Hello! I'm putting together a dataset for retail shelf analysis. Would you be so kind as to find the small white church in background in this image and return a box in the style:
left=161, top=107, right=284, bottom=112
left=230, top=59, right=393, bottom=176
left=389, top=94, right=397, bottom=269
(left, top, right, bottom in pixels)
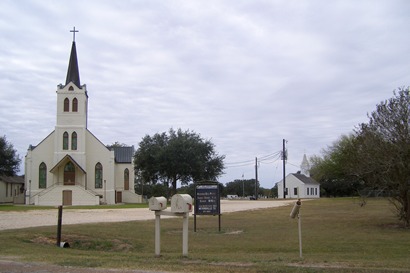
left=276, top=154, right=320, bottom=199
left=25, top=36, right=142, bottom=205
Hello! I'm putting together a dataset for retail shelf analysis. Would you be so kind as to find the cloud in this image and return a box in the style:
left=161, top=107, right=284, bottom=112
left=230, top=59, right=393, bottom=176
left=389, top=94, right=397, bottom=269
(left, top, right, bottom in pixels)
left=1, top=0, right=410, bottom=188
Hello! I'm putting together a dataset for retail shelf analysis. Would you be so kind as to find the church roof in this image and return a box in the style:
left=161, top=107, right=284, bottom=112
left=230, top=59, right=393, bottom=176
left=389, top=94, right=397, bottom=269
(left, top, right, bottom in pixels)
left=292, top=173, right=319, bottom=185
left=0, top=175, right=24, bottom=185
left=108, top=146, right=135, bottom=163
left=49, top=154, right=87, bottom=174
left=65, top=41, right=81, bottom=87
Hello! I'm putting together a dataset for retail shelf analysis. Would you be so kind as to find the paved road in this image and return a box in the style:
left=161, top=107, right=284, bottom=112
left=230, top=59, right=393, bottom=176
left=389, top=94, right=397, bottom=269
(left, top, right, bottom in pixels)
left=0, top=200, right=294, bottom=231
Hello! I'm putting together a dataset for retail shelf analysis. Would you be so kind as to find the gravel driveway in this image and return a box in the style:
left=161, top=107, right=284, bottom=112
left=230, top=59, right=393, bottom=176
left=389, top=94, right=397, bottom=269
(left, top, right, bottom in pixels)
left=0, top=200, right=294, bottom=231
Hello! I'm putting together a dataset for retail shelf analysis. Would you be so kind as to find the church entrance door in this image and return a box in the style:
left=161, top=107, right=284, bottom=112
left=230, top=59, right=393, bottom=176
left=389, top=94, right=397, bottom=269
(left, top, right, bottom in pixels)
left=116, top=191, right=122, bottom=203
left=62, top=190, right=72, bottom=205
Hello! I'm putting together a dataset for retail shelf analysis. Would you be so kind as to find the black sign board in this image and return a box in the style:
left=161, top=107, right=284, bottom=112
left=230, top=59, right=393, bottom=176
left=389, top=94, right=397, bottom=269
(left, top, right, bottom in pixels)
left=195, top=184, right=220, bottom=215
left=194, top=182, right=221, bottom=232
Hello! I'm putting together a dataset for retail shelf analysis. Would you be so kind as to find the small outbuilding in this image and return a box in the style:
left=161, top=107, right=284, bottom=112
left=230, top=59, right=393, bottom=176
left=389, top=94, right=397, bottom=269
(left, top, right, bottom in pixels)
left=0, top=175, right=25, bottom=204
left=276, top=173, right=320, bottom=199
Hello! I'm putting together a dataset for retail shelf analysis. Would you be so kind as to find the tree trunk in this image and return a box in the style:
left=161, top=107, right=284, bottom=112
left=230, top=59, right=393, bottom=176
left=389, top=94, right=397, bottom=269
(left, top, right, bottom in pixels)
left=171, top=176, right=177, bottom=196
left=406, top=190, right=410, bottom=228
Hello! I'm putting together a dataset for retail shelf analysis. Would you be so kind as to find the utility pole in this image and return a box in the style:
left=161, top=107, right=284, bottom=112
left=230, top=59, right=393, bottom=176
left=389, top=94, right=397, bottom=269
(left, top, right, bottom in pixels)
left=242, top=174, right=245, bottom=198
left=283, top=139, right=286, bottom=199
left=255, top=157, right=258, bottom=200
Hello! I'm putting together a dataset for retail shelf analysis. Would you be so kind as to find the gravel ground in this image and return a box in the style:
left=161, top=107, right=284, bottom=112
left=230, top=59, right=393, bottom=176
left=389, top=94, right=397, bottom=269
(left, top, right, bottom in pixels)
left=0, top=199, right=295, bottom=273
left=0, top=200, right=294, bottom=231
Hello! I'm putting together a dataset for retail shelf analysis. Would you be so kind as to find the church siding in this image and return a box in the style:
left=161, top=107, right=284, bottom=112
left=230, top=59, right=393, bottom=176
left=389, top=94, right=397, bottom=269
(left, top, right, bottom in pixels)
left=24, top=39, right=142, bottom=206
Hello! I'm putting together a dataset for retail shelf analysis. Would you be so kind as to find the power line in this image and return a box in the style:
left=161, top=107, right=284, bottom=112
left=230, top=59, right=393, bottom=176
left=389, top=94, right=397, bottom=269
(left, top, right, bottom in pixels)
left=225, top=150, right=282, bottom=168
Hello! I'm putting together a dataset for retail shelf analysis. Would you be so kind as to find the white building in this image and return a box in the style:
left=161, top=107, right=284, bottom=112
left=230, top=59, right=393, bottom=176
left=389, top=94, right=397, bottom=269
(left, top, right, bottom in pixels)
left=277, top=173, right=320, bottom=199
left=24, top=38, right=142, bottom=206
left=276, top=154, right=320, bottom=199
left=0, top=175, right=25, bottom=204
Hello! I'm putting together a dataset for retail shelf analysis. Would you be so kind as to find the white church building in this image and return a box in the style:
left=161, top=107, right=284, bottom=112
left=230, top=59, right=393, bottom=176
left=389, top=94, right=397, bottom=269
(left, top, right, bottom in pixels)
left=276, top=154, right=320, bottom=199
left=25, top=37, right=142, bottom=206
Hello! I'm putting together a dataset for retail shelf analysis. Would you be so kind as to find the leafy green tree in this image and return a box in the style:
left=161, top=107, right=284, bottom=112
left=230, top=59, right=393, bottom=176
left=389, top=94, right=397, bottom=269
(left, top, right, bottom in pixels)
left=224, top=179, right=262, bottom=197
left=310, top=134, right=364, bottom=197
left=271, top=184, right=278, bottom=198
left=0, top=135, right=21, bottom=176
left=352, top=87, right=410, bottom=226
left=134, top=128, right=225, bottom=195
left=108, top=141, right=130, bottom=147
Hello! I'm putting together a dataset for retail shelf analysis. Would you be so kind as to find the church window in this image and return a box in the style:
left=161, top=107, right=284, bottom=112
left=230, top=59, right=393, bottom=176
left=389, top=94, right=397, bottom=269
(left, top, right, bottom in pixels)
left=64, top=98, right=69, bottom=112
left=39, top=162, right=47, bottom=188
left=293, top=187, right=298, bottom=196
left=63, top=132, right=69, bottom=150
left=69, top=86, right=74, bottom=91
left=71, top=132, right=77, bottom=150
left=95, top=163, right=103, bottom=189
left=72, top=98, right=78, bottom=112
left=124, top=168, right=129, bottom=190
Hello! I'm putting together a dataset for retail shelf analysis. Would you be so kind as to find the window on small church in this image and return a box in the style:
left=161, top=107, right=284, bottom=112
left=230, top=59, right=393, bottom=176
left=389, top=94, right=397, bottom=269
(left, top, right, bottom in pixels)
left=95, top=163, right=103, bottom=189
left=64, top=98, right=69, bottom=112
left=71, top=132, right=77, bottom=150
left=39, top=163, right=47, bottom=189
left=63, top=132, right=69, bottom=150
left=124, top=168, right=129, bottom=190
left=72, top=98, right=78, bottom=112
left=69, top=86, right=74, bottom=91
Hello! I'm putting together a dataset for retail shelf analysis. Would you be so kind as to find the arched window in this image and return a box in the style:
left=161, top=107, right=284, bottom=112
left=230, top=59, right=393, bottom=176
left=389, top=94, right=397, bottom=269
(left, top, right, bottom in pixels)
left=64, top=162, right=75, bottom=185
left=72, top=98, right=78, bottom=112
left=68, top=86, right=74, bottom=91
left=124, top=168, right=129, bottom=190
left=63, top=132, right=69, bottom=150
left=64, top=98, right=69, bottom=112
left=71, top=132, right=77, bottom=150
left=95, top=163, right=103, bottom=189
left=39, top=163, right=47, bottom=189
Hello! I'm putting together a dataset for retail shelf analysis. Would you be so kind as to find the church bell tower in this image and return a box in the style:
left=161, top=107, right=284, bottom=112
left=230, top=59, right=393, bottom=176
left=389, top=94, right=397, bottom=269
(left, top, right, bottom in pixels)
left=55, top=27, right=88, bottom=164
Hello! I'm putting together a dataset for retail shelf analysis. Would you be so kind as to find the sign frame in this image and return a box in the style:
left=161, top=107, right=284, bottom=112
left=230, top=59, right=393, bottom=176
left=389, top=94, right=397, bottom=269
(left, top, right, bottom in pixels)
left=194, top=181, right=221, bottom=232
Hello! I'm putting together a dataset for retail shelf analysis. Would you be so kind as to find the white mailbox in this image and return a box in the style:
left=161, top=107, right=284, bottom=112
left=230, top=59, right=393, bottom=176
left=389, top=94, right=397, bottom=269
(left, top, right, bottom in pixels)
left=149, top=196, right=167, bottom=211
left=171, top=194, right=193, bottom=213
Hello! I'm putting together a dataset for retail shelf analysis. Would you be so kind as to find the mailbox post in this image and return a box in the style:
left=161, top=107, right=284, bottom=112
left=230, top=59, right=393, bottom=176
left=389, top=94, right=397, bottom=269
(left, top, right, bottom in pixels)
left=290, top=199, right=302, bottom=258
left=149, top=194, right=192, bottom=257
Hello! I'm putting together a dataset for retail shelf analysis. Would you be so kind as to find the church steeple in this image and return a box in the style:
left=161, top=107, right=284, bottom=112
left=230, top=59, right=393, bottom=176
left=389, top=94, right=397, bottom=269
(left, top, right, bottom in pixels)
left=300, top=153, right=310, bottom=177
left=65, top=27, right=80, bottom=87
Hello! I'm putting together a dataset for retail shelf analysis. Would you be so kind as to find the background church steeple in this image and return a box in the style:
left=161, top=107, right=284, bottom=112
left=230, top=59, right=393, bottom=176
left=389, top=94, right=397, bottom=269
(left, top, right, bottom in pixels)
left=300, top=153, right=310, bottom=177
left=65, top=27, right=81, bottom=87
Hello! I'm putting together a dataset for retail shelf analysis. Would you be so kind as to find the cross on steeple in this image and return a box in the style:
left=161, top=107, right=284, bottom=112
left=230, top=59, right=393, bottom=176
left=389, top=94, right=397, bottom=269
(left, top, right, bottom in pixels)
left=70, top=27, right=79, bottom=42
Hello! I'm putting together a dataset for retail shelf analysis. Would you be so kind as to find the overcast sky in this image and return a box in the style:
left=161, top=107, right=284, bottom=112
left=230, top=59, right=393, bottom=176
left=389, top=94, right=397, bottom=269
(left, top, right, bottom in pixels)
left=1, top=1, right=409, bottom=189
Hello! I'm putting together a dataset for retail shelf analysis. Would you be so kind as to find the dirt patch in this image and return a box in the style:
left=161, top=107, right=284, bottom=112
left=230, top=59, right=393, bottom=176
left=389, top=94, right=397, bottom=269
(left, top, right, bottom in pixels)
left=224, top=230, right=243, bottom=235
left=0, top=258, right=163, bottom=273
left=30, top=234, right=134, bottom=252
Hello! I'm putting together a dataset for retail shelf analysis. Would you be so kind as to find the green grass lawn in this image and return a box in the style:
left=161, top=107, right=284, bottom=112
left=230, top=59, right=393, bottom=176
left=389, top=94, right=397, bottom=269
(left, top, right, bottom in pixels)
left=0, top=198, right=408, bottom=272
